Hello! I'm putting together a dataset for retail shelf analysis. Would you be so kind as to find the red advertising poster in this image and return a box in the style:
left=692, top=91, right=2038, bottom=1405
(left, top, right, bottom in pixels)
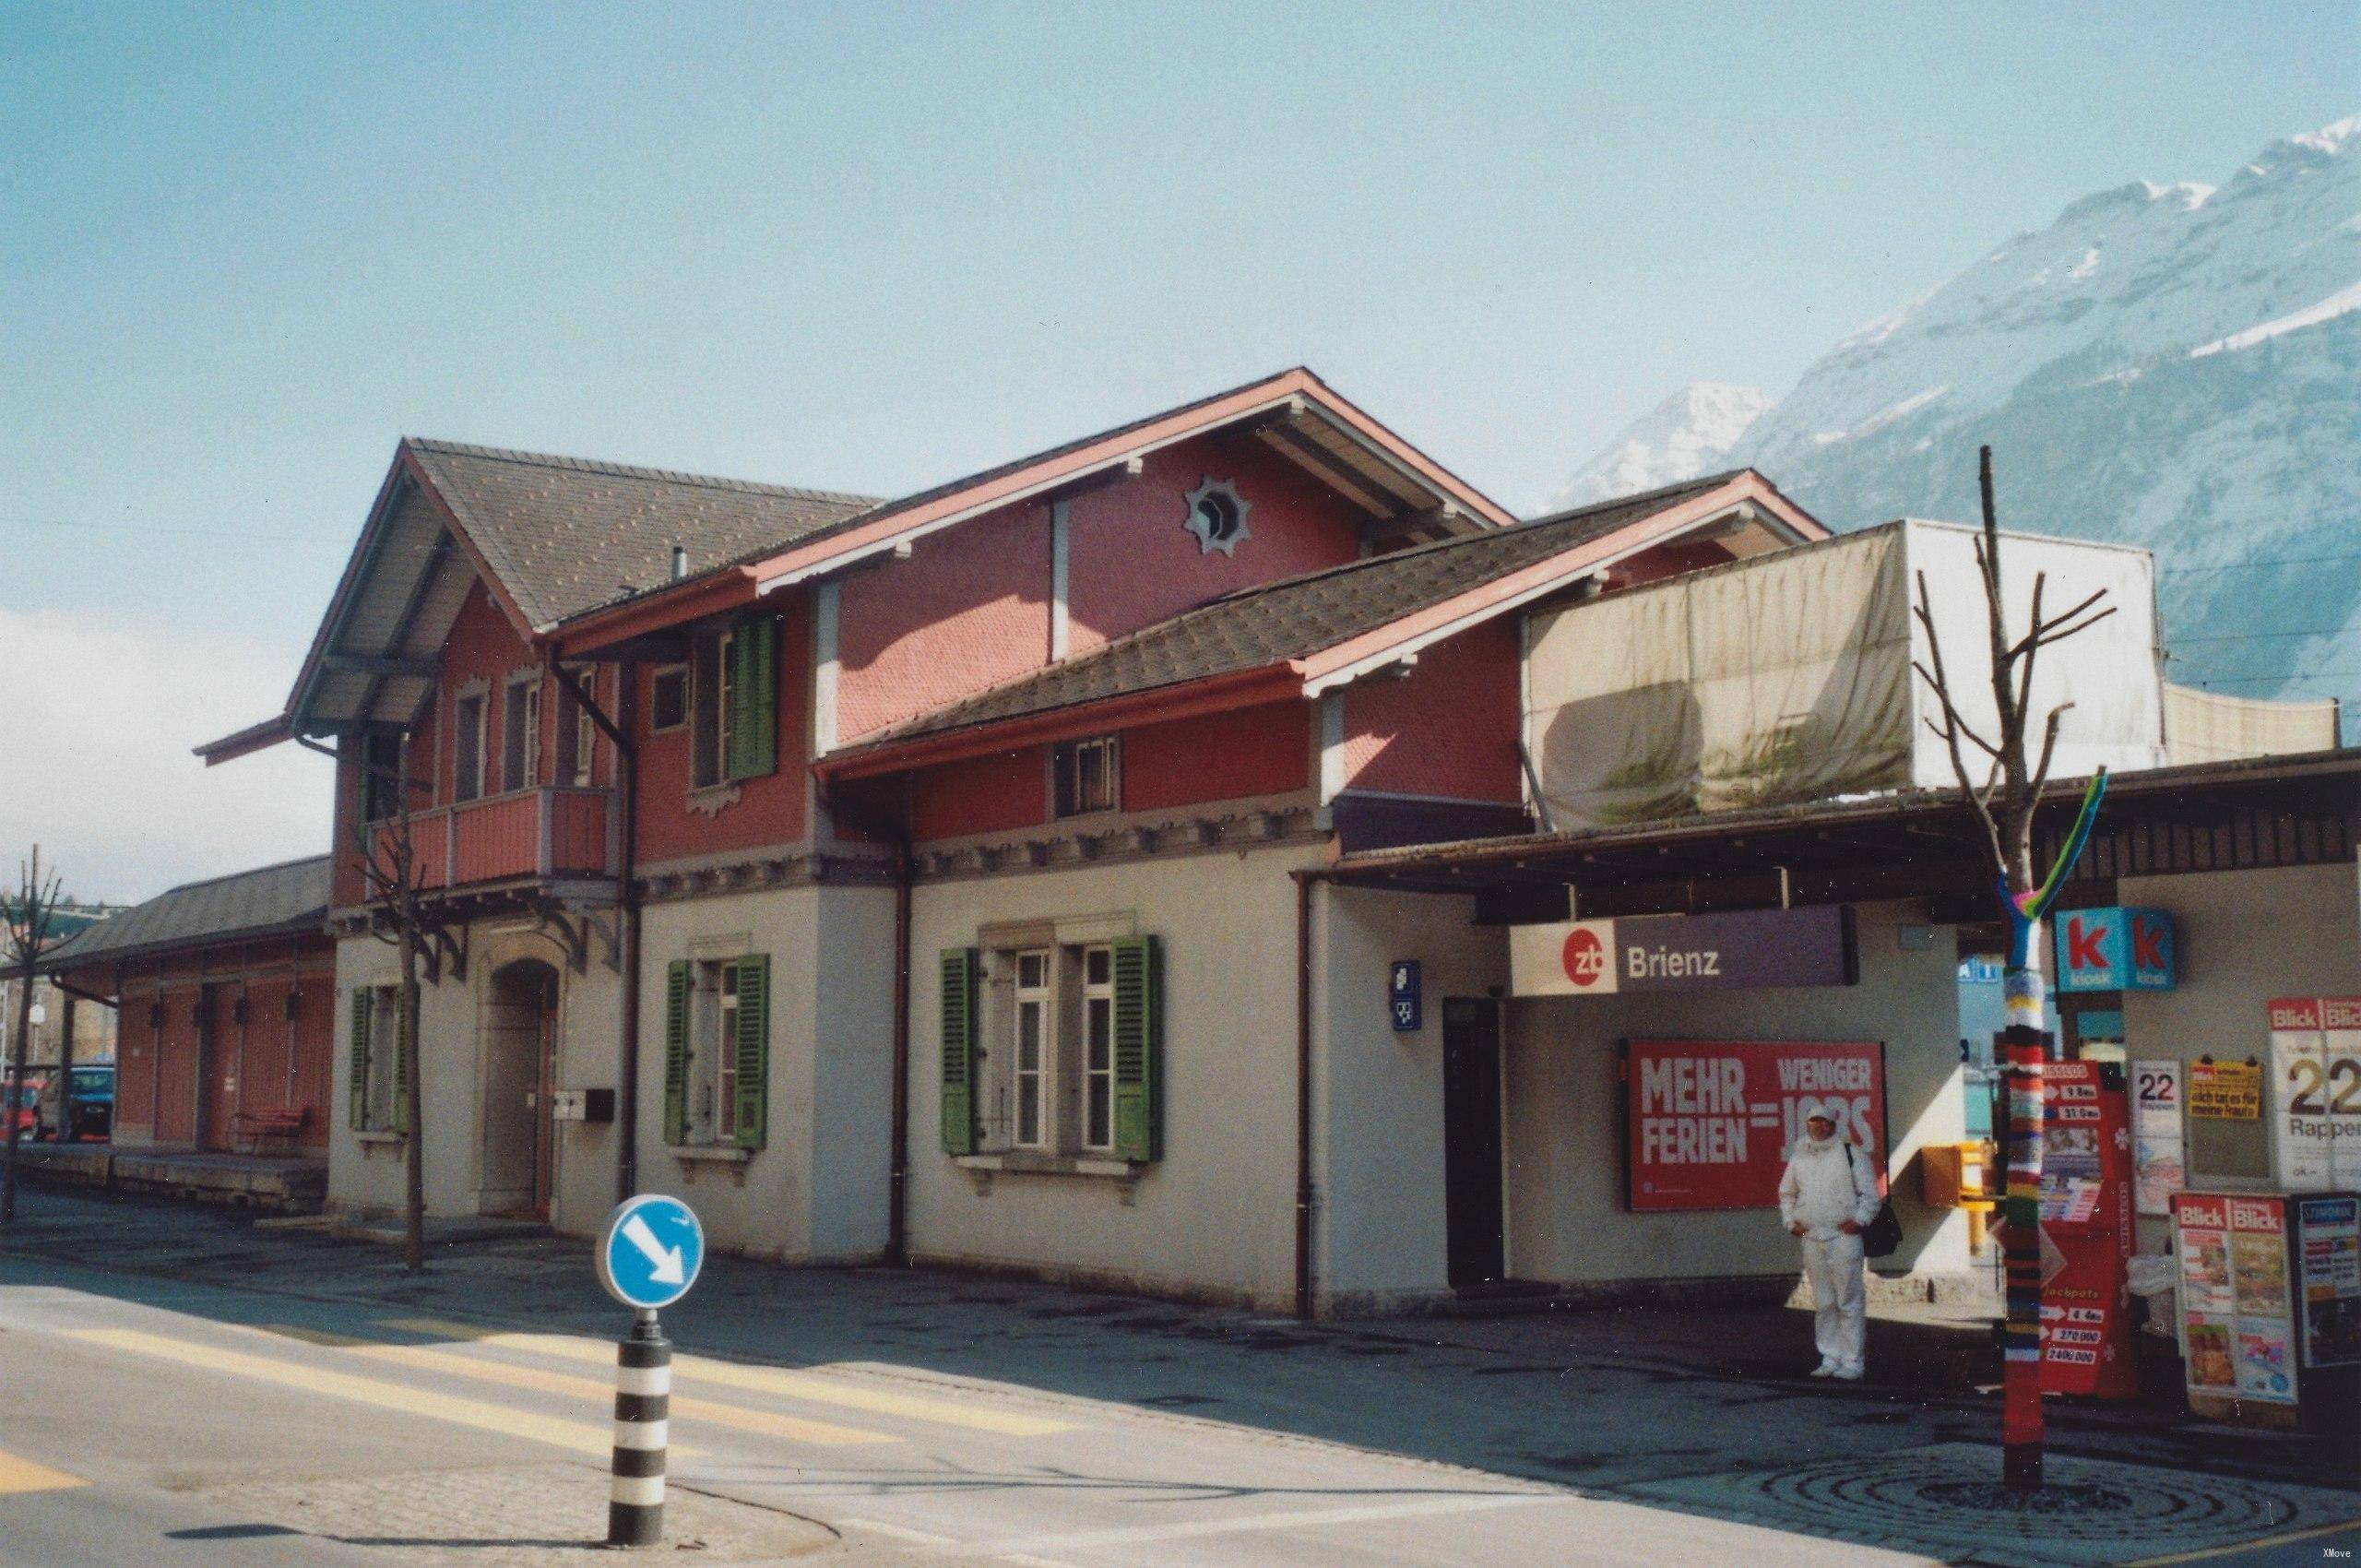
left=2036, top=1061, right=2136, bottom=1398
left=1624, top=1040, right=1884, bottom=1211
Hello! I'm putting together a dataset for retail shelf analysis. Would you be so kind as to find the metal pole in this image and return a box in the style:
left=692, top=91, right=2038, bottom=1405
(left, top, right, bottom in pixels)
left=608, top=1307, right=670, bottom=1547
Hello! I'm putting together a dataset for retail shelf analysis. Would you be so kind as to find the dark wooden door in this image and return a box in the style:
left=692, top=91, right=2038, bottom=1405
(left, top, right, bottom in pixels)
left=198, top=985, right=238, bottom=1152
left=1442, top=998, right=1506, bottom=1289
left=531, top=995, right=556, bottom=1220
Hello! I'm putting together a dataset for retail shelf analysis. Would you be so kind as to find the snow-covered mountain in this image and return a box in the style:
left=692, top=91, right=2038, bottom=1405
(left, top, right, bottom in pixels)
left=1557, top=114, right=2361, bottom=719
left=1549, top=382, right=1770, bottom=509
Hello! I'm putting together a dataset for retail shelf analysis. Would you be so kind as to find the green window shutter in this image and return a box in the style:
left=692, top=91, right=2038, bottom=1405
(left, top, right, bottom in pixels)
left=732, top=955, right=769, bottom=1150
left=390, top=989, right=413, bottom=1134
left=939, top=947, right=979, bottom=1155
left=349, top=987, right=372, bottom=1132
left=1110, top=935, right=1163, bottom=1162
left=727, top=616, right=777, bottom=780
left=663, top=961, right=691, bottom=1146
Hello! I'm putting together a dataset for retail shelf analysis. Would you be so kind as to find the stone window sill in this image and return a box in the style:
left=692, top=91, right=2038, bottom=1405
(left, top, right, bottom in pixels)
left=672, top=1145, right=753, bottom=1165
left=355, top=1129, right=406, bottom=1146
left=955, top=1151, right=1136, bottom=1180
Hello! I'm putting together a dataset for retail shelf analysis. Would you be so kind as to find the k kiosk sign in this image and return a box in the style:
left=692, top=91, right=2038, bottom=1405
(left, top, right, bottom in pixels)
left=2054, top=907, right=2177, bottom=993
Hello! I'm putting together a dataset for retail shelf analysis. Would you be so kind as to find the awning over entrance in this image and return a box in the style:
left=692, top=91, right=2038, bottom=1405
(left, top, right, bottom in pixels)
left=1326, top=749, right=2361, bottom=924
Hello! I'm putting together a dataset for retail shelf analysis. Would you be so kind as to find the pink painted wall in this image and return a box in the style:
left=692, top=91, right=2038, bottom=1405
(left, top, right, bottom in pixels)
left=836, top=503, right=1053, bottom=743
left=1125, top=700, right=1309, bottom=812
left=1064, top=433, right=1363, bottom=655
left=1340, top=618, right=1522, bottom=802
left=833, top=429, right=1373, bottom=747
left=633, top=593, right=813, bottom=867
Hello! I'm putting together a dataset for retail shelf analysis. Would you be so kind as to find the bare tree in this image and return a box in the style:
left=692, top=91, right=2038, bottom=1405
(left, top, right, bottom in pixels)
left=350, top=743, right=435, bottom=1272
left=1911, top=446, right=2114, bottom=1493
left=2, top=847, right=68, bottom=1225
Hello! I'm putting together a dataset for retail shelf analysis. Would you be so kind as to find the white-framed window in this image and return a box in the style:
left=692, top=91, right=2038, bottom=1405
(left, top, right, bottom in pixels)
left=502, top=674, right=540, bottom=792
left=355, top=983, right=401, bottom=1132
left=649, top=664, right=689, bottom=733
left=691, top=628, right=737, bottom=789
left=452, top=692, right=487, bottom=802
left=359, top=731, right=407, bottom=823
left=1013, top=949, right=1051, bottom=1149
left=685, top=959, right=742, bottom=1146
left=556, top=666, right=598, bottom=788
left=1052, top=735, right=1121, bottom=818
left=1081, top=944, right=1115, bottom=1151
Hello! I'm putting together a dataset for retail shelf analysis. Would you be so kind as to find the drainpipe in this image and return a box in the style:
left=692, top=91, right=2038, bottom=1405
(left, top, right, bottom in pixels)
left=886, top=834, right=913, bottom=1265
left=553, top=663, right=640, bottom=1202
left=1293, top=868, right=1322, bottom=1320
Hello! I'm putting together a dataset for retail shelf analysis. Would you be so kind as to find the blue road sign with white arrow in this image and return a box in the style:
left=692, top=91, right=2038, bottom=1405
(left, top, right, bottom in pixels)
left=596, top=1194, right=705, bottom=1311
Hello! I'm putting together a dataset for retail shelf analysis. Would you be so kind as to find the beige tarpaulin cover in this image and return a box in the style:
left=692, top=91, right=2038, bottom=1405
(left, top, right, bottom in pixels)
left=1527, top=528, right=1913, bottom=828
left=2162, top=683, right=2340, bottom=765
left=1527, top=519, right=2167, bottom=832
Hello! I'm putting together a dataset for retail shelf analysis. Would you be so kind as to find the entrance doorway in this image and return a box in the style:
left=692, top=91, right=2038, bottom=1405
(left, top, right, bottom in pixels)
left=198, top=983, right=238, bottom=1152
left=481, top=959, right=558, bottom=1219
left=1442, top=997, right=1506, bottom=1288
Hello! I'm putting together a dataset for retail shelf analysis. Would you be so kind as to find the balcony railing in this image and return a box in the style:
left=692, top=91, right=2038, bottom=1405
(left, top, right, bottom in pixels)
left=356, top=786, right=617, bottom=898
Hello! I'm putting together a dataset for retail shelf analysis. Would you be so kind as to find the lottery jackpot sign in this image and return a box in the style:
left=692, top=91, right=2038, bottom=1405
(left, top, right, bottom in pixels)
left=1624, top=1039, right=1886, bottom=1211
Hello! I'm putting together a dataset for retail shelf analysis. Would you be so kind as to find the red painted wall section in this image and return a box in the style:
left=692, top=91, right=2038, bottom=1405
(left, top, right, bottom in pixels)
left=1340, top=617, right=1522, bottom=802
left=1064, top=434, right=1364, bottom=656
left=1605, top=536, right=1740, bottom=591
left=439, top=581, right=538, bottom=799
left=67, top=941, right=337, bottom=1151
left=632, top=593, right=812, bottom=868
left=836, top=502, right=1052, bottom=743
left=831, top=429, right=1369, bottom=749
left=909, top=745, right=1046, bottom=842
left=902, top=701, right=1314, bottom=844
left=1125, top=700, right=1310, bottom=812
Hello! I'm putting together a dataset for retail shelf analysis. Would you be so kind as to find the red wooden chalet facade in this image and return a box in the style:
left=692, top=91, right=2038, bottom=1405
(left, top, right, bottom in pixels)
left=44, top=857, right=335, bottom=1156
left=197, top=366, right=1828, bottom=1305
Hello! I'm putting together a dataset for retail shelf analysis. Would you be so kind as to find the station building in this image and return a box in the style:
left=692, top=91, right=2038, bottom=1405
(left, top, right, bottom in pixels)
left=158, top=365, right=2354, bottom=1314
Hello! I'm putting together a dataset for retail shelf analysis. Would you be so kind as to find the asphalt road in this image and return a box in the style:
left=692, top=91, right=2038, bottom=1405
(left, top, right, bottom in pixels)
left=0, top=1189, right=2353, bottom=1567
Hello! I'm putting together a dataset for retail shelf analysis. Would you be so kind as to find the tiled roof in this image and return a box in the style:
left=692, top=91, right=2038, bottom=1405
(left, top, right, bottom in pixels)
left=766, top=369, right=1320, bottom=563
left=404, top=440, right=880, bottom=629
left=42, top=856, right=331, bottom=969
left=836, top=472, right=1743, bottom=753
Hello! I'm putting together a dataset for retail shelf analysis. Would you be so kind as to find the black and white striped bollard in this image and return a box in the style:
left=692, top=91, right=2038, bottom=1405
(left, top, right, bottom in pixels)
left=609, top=1309, right=670, bottom=1547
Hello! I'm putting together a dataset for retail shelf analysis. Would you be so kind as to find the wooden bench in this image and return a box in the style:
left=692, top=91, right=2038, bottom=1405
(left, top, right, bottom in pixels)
left=231, top=1106, right=308, bottom=1154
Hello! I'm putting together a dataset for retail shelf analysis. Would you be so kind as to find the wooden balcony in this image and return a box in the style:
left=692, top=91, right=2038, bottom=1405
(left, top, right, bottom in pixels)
left=350, top=786, right=617, bottom=903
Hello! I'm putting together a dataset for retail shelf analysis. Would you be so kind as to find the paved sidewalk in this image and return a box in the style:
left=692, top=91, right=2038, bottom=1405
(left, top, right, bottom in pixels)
left=3, top=1186, right=2353, bottom=1566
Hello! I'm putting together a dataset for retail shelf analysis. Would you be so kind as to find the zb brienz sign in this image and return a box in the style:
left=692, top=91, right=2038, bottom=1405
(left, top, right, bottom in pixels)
left=1510, top=906, right=1858, bottom=997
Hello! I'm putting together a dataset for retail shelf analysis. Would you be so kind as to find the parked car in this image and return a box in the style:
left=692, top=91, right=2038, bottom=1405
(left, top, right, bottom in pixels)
left=4, top=1076, right=41, bottom=1137
left=37, top=1066, right=112, bottom=1142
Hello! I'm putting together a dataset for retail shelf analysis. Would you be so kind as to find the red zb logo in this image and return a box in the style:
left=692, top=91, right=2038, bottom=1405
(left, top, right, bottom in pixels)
left=1562, top=929, right=1608, bottom=988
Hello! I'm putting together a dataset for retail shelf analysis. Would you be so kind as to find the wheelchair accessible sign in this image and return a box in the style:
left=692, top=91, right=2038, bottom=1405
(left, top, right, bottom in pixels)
left=597, top=1194, right=706, bottom=1311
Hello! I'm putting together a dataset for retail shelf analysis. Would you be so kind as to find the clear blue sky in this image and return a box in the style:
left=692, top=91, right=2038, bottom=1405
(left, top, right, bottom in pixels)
left=2, top=2, right=2354, bottom=897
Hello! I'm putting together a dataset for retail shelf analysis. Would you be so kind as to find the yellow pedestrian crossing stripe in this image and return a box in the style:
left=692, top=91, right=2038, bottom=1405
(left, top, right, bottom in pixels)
left=252, top=1325, right=895, bottom=1448
left=0, top=1449, right=83, bottom=1495
left=64, top=1328, right=628, bottom=1459
left=381, top=1317, right=1080, bottom=1437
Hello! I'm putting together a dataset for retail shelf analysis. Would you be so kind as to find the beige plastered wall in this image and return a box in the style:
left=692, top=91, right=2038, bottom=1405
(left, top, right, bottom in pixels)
left=2115, top=857, right=2361, bottom=1251
left=905, top=843, right=1322, bottom=1311
left=630, top=881, right=897, bottom=1263
left=328, top=921, right=622, bottom=1228
left=1501, top=899, right=1976, bottom=1290
left=1314, top=884, right=1508, bottom=1314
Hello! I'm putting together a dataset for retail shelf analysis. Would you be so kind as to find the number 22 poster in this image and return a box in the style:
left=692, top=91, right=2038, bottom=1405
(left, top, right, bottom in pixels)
left=2267, top=997, right=2361, bottom=1192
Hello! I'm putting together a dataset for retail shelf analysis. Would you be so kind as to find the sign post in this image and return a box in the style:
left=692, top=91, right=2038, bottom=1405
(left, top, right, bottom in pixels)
left=595, top=1194, right=706, bottom=1548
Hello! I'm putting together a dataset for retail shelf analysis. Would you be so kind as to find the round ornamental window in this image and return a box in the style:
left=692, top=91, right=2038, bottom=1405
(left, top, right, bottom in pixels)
left=1182, top=478, right=1252, bottom=556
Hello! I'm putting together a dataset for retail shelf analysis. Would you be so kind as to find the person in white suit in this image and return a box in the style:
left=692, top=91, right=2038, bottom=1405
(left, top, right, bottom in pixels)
left=1779, top=1111, right=1881, bottom=1380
